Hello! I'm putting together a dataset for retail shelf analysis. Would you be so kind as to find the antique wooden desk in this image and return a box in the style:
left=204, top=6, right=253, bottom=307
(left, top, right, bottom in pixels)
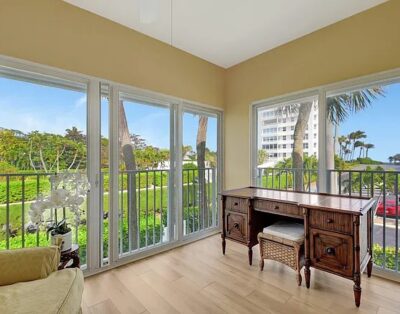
left=220, top=187, right=376, bottom=307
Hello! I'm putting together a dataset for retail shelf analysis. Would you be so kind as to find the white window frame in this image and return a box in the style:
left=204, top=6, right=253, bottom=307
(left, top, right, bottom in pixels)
left=0, top=54, right=223, bottom=276
left=251, top=67, right=400, bottom=192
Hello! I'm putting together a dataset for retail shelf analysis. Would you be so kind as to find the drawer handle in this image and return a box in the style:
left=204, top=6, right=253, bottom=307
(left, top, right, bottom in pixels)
left=233, top=223, right=240, bottom=229
left=234, top=202, right=239, bottom=206
left=326, top=218, right=334, bottom=224
left=325, top=247, right=336, bottom=256
left=274, top=205, right=280, bottom=210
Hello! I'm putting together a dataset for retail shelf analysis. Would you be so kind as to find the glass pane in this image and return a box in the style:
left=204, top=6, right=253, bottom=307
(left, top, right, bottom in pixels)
left=100, top=84, right=110, bottom=266
left=327, top=83, right=400, bottom=271
left=0, top=75, right=88, bottom=264
left=256, top=96, right=319, bottom=192
left=182, top=112, right=219, bottom=236
left=118, top=96, right=171, bottom=255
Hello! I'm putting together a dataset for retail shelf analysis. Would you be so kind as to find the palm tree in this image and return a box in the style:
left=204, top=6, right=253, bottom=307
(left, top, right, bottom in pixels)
left=196, top=116, right=208, bottom=228
left=338, top=135, right=347, bottom=159
left=119, top=102, right=138, bottom=250
left=65, top=127, right=85, bottom=142
left=292, top=87, right=384, bottom=191
left=364, top=143, right=375, bottom=158
left=354, top=141, right=365, bottom=159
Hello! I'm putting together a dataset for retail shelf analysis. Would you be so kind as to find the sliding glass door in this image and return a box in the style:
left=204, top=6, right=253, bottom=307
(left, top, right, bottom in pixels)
left=182, top=109, right=220, bottom=236
left=0, top=57, right=222, bottom=272
left=116, top=92, right=175, bottom=257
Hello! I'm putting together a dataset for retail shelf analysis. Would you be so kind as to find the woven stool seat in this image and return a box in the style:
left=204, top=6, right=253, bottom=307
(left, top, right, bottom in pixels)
left=258, top=221, right=305, bottom=286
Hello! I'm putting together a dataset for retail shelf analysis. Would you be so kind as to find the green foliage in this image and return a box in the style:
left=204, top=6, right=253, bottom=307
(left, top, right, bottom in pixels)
left=373, top=243, right=400, bottom=271
left=0, top=161, right=17, bottom=174
left=356, top=157, right=382, bottom=165
left=258, top=149, right=268, bottom=165
left=47, top=219, right=71, bottom=236
left=0, top=178, right=50, bottom=204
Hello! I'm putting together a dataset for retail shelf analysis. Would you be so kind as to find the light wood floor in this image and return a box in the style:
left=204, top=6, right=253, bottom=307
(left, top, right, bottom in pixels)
left=82, top=235, right=400, bottom=314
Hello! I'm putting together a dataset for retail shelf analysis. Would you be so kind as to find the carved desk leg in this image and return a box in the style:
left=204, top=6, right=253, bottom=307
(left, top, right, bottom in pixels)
left=353, top=274, right=361, bottom=307
left=248, top=246, right=253, bottom=266
left=221, top=196, right=226, bottom=255
left=303, top=207, right=311, bottom=288
left=353, top=215, right=361, bottom=307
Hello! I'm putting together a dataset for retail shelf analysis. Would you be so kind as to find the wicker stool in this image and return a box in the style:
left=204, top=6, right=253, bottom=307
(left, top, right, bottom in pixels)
left=258, top=221, right=305, bottom=286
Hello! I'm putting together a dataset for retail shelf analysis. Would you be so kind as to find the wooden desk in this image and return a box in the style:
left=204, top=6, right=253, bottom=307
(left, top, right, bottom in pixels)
left=220, top=187, right=376, bottom=307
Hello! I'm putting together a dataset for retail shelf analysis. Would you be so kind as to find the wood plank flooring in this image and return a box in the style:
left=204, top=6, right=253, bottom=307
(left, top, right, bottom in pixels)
left=82, top=235, right=400, bottom=314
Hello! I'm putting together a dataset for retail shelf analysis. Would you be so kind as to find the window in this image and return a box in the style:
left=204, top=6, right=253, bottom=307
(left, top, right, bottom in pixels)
left=254, top=94, right=319, bottom=191
left=0, top=58, right=223, bottom=274
left=0, top=70, right=88, bottom=263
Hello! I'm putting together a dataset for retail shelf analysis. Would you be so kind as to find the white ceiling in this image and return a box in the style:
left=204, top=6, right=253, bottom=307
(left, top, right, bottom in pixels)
left=64, top=0, right=387, bottom=68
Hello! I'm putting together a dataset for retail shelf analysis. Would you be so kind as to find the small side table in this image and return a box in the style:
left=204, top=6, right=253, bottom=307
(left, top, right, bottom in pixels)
left=58, top=244, right=80, bottom=270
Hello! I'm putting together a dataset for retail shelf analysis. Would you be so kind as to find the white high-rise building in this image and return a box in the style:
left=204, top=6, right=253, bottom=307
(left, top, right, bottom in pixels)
left=258, top=102, right=319, bottom=167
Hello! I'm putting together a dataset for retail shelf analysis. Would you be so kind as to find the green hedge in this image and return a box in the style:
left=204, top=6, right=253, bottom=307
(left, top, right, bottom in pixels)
left=373, top=243, right=400, bottom=270
left=0, top=179, right=50, bottom=204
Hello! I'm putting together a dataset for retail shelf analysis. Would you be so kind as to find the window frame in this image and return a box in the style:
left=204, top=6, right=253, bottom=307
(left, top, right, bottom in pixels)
left=251, top=67, right=400, bottom=192
left=0, top=54, right=224, bottom=276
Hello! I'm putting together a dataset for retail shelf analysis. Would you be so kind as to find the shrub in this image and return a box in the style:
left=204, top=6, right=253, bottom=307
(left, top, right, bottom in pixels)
left=373, top=243, right=400, bottom=270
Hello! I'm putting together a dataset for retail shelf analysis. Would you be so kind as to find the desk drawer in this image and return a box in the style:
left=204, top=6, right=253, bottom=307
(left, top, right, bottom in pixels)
left=310, top=228, right=353, bottom=277
left=225, top=197, right=248, bottom=213
left=310, top=210, right=352, bottom=235
left=254, top=200, right=301, bottom=218
left=225, top=211, right=248, bottom=243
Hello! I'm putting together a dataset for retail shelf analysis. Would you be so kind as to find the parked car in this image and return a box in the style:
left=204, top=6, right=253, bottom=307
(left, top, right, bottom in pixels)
left=376, top=196, right=400, bottom=218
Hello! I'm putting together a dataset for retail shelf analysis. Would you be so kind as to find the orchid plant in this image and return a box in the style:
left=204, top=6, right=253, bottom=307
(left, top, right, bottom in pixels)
left=29, top=172, right=90, bottom=229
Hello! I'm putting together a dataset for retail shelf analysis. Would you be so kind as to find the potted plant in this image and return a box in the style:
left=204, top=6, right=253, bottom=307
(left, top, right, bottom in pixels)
left=47, top=219, right=72, bottom=252
left=29, top=172, right=90, bottom=250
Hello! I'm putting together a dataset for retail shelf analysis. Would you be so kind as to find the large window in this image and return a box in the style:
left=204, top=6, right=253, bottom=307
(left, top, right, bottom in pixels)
left=0, top=57, right=222, bottom=274
left=0, top=71, right=88, bottom=263
left=182, top=110, right=219, bottom=236
left=252, top=72, right=400, bottom=274
left=254, top=95, right=319, bottom=192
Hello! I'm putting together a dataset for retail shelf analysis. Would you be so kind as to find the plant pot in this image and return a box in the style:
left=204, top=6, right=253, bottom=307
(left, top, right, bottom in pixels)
left=51, top=230, right=72, bottom=252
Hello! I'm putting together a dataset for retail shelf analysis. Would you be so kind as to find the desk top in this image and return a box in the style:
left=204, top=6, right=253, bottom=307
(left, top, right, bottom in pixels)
left=220, top=187, right=376, bottom=215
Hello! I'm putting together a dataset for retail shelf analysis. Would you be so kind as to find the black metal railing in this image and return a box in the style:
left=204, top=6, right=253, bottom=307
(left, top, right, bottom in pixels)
left=182, top=167, right=217, bottom=236
left=328, top=169, right=400, bottom=273
left=255, top=167, right=400, bottom=273
left=0, top=172, right=80, bottom=253
left=256, top=167, right=318, bottom=193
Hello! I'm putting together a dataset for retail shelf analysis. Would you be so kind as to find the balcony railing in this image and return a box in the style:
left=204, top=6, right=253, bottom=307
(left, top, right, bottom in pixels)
left=0, top=168, right=218, bottom=266
left=257, top=167, right=400, bottom=274
left=256, top=167, right=318, bottom=192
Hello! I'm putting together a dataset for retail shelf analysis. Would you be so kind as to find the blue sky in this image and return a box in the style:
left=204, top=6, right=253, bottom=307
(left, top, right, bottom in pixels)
left=1, top=75, right=397, bottom=161
left=0, top=77, right=217, bottom=152
left=338, top=83, right=400, bottom=162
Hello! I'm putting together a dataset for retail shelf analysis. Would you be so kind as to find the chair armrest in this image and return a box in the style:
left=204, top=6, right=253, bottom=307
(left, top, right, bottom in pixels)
left=0, top=246, right=60, bottom=286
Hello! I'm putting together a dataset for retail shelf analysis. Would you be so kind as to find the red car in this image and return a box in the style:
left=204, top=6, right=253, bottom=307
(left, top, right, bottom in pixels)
left=376, top=197, right=400, bottom=218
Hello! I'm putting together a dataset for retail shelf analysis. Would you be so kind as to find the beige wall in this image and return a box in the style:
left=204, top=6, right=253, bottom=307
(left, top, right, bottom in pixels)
left=0, top=0, right=225, bottom=108
left=224, top=0, right=400, bottom=189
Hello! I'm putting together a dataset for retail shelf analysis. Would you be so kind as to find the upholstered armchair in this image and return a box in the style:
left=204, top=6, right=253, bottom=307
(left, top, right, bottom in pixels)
left=0, top=246, right=84, bottom=314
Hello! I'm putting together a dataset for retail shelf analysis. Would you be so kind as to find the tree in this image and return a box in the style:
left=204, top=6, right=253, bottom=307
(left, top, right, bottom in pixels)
left=196, top=116, right=208, bottom=229
left=349, top=131, right=366, bottom=160
left=65, top=127, right=85, bottom=143
left=258, top=149, right=268, bottom=165
left=292, top=101, right=313, bottom=190
left=291, top=87, right=384, bottom=191
left=389, top=156, right=394, bottom=163
left=364, top=143, right=375, bottom=158
left=354, top=141, right=365, bottom=159
left=338, top=135, right=347, bottom=159
left=119, top=102, right=138, bottom=250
